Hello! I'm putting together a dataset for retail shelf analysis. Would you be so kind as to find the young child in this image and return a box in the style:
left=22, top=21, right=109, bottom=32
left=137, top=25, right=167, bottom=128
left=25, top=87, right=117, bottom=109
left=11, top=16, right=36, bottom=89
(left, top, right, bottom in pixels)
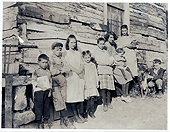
left=93, top=37, right=115, bottom=112
left=49, top=42, right=75, bottom=129
left=82, top=50, right=99, bottom=119
left=115, top=48, right=134, bottom=80
left=147, top=59, right=165, bottom=95
left=32, top=54, right=52, bottom=129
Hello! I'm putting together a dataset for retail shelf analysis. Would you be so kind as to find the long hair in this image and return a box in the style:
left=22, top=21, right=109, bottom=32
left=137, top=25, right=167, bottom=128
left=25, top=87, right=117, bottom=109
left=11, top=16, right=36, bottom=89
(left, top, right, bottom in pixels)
left=104, top=31, right=118, bottom=41
left=65, top=34, right=78, bottom=51
left=104, top=31, right=117, bottom=49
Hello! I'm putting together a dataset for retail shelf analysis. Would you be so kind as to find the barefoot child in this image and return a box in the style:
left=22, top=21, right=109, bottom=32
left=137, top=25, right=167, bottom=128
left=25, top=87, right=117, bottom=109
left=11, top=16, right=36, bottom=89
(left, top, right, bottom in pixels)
left=82, top=50, right=99, bottom=118
left=32, top=54, right=52, bottom=129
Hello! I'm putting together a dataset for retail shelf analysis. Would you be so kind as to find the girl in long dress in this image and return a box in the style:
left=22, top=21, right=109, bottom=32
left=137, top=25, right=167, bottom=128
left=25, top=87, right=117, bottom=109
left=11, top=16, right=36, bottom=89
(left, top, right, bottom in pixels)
left=64, top=34, right=86, bottom=123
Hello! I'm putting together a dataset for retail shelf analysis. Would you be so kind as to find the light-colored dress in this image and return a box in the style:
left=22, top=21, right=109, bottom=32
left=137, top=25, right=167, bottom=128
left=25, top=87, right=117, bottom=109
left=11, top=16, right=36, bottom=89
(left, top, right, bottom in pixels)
left=84, top=62, right=99, bottom=99
left=64, top=50, right=84, bottom=103
left=115, top=35, right=138, bottom=76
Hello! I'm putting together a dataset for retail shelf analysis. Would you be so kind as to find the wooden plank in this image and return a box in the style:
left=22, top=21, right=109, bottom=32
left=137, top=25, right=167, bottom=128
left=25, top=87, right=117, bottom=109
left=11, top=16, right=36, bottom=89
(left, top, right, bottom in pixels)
left=19, top=4, right=70, bottom=24
left=5, top=74, right=13, bottom=128
left=7, top=45, right=11, bottom=73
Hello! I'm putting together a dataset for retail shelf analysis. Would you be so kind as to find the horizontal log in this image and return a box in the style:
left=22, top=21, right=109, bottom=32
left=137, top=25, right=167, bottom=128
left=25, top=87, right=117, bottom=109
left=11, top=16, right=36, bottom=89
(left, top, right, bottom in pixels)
left=130, top=8, right=166, bottom=31
left=129, top=3, right=166, bottom=20
left=130, top=25, right=166, bottom=40
left=19, top=4, right=70, bottom=24
left=3, top=44, right=38, bottom=48
left=18, top=15, right=69, bottom=30
left=27, top=30, right=97, bottom=45
left=82, top=2, right=104, bottom=12
left=19, top=2, right=103, bottom=24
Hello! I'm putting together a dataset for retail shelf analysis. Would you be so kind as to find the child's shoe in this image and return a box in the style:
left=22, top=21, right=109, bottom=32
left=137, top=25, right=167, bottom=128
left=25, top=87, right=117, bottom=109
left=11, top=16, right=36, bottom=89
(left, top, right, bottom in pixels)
left=64, top=118, right=76, bottom=129
left=103, top=105, right=108, bottom=112
left=43, top=123, right=50, bottom=129
left=37, top=120, right=43, bottom=129
left=74, top=116, right=84, bottom=123
left=79, top=115, right=88, bottom=122
left=89, top=112, right=96, bottom=119
left=108, top=103, right=113, bottom=109
left=60, top=118, right=67, bottom=129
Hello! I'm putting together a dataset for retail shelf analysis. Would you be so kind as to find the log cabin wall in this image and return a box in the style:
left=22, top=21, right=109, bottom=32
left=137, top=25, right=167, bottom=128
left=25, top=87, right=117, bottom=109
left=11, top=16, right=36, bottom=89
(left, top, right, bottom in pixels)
left=129, top=3, right=168, bottom=69
left=17, top=2, right=106, bottom=68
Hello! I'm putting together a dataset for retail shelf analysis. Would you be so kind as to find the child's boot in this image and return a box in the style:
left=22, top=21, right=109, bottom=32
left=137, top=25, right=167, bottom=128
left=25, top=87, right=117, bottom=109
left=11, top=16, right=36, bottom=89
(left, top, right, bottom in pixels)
left=108, top=103, right=113, bottom=109
left=37, top=120, right=43, bottom=129
left=89, top=111, right=96, bottom=119
left=43, top=119, right=49, bottom=129
left=60, top=117, right=67, bottom=129
left=64, top=117, right=76, bottom=129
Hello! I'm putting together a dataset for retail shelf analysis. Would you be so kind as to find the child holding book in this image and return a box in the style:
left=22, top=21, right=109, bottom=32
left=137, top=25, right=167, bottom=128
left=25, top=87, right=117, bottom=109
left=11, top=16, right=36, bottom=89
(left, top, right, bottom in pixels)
left=32, top=54, right=52, bottom=129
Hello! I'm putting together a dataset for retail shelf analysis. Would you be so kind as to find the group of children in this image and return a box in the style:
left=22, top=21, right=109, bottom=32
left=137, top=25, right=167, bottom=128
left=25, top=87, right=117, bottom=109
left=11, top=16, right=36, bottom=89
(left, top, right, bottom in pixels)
left=31, top=26, right=165, bottom=129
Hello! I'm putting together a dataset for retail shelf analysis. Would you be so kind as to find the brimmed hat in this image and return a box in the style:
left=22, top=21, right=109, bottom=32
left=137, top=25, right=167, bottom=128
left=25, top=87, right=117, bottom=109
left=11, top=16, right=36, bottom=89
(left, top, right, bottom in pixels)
left=153, top=59, right=161, bottom=64
left=51, top=42, right=63, bottom=50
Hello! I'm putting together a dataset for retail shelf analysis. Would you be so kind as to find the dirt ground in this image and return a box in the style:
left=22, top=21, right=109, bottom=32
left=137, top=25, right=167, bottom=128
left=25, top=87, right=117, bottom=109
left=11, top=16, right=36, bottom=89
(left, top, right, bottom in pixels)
left=51, top=92, right=167, bottom=130
left=20, top=92, right=167, bottom=130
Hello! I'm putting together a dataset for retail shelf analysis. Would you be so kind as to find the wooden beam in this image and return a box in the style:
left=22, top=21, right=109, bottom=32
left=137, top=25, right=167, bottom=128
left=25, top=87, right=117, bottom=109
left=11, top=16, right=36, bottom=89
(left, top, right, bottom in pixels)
left=2, top=44, right=38, bottom=48
left=5, top=74, right=13, bottom=128
left=19, top=4, right=70, bottom=24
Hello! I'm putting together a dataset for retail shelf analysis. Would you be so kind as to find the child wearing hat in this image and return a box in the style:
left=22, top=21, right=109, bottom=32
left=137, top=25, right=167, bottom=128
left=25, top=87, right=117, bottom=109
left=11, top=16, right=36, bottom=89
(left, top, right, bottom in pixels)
left=49, top=42, right=76, bottom=129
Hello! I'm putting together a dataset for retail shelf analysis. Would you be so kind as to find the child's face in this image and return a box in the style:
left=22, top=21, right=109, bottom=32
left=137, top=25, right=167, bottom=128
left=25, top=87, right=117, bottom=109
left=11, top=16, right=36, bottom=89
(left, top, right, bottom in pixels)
left=97, top=40, right=105, bottom=50
left=84, top=55, right=91, bottom=63
left=53, top=46, right=62, bottom=56
left=121, top=28, right=128, bottom=36
left=108, top=35, right=114, bottom=43
left=153, top=62, right=160, bottom=70
left=69, top=38, right=77, bottom=50
left=38, top=58, right=48, bottom=69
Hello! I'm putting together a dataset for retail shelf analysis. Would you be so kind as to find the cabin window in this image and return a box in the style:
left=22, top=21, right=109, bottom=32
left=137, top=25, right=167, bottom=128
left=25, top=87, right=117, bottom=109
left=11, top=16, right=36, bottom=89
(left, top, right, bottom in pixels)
left=105, top=3, right=129, bottom=36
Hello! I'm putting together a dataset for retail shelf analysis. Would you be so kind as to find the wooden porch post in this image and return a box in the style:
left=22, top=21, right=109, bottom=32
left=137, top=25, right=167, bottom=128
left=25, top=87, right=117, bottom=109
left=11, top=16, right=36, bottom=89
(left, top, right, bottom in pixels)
left=5, top=74, right=13, bottom=128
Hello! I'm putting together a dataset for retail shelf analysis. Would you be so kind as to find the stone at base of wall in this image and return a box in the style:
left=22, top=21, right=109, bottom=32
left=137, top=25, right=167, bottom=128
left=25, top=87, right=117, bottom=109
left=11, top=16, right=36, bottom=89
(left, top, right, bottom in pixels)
left=13, top=110, right=35, bottom=128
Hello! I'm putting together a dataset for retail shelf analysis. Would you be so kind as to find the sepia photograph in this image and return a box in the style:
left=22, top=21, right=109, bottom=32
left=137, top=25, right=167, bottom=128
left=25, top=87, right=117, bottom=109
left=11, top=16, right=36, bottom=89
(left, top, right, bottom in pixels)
left=1, top=1, right=168, bottom=130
